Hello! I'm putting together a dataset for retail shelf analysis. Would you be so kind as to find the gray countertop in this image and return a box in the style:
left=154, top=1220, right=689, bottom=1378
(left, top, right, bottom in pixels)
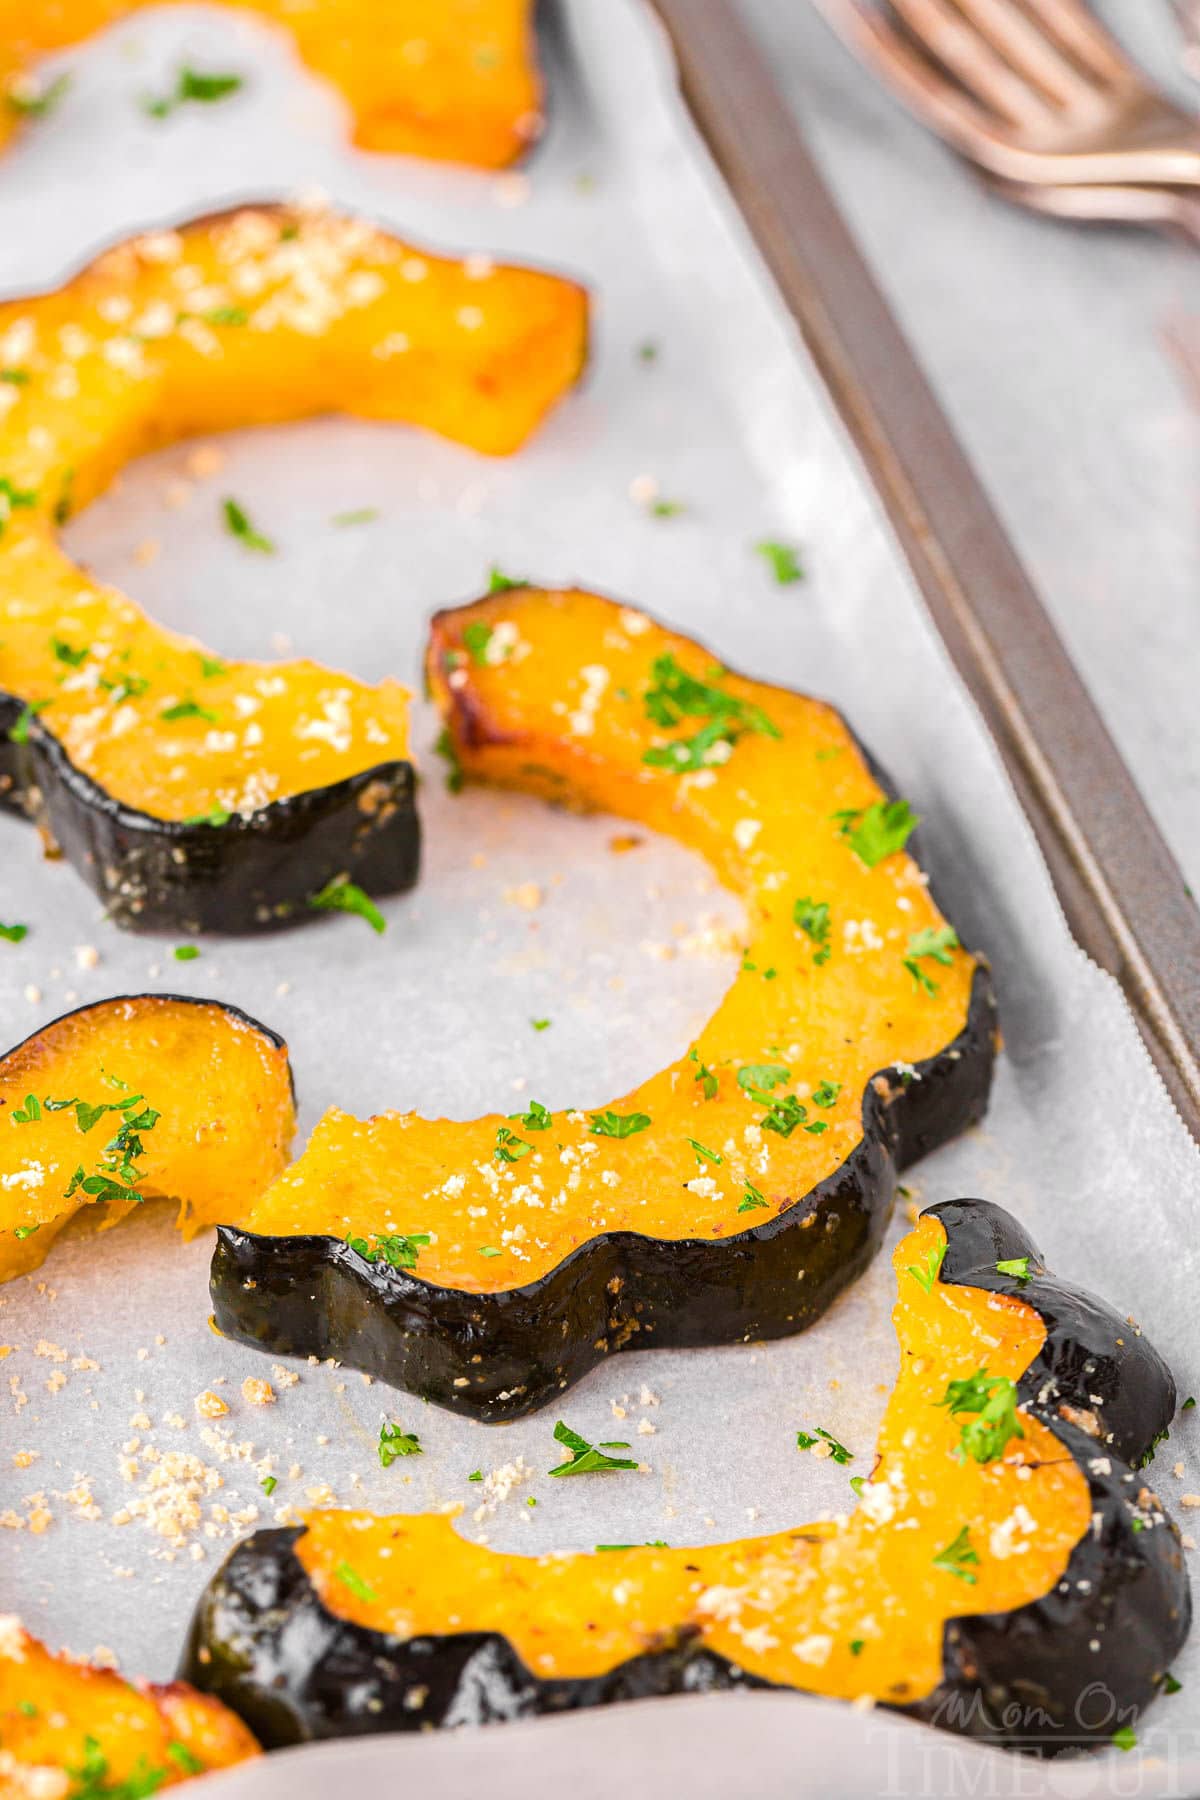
left=738, top=0, right=1200, bottom=896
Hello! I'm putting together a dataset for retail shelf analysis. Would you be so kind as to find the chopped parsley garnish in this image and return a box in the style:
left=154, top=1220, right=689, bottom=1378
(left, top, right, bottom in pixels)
left=222, top=495, right=274, bottom=553
left=1185, top=1397, right=1197, bottom=1412
left=51, top=635, right=89, bottom=668
left=589, top=1109, right=651, bottom=1139
left=13, top=1094, right=41, bottom=1122
left=308, top=875, right=386, bottom=933
left=434, top=724, right=465, bottom=794
left=479, top=1245, right=502, bottom=1258
left=379, top=1422, right=423, bottom=1466
left=182, top=805, right=232, bottom=826
left=548, top=1420, right=638, bottom=1477
left=793, top=895, right=831, bottom=964
left=1112, top=1725, right=1138, bottom=1752
left=345, top=1231, right=429, bottom=1270
left=17, top=1699, right=37, bottom=1717
left=849, top=1639, right=864, bottom=1656
left=468, top=1470, right=483, bottom=1482
left=760, top=1095, right=810, bottom=1138
left=7, top=699, right=47, bottom=744
left=167, top=1742, right=205, bottom=1775
left=932, top=1525, right=979, bottom=1584
left=1165, top=1672, right=1183, bottom=1695
left=494, top=1125, right=531, bottom=1164
left=530, top=1017, right=551, bottom=1032
left=463, top=620, right=494, bottom=666
left=811, top=1080, right=841, bottom=1108
left=649, top=498, right=686, bottom=518
left=995, top=1255, right=1032, bottom=1282
left=641, top=652, right=779, bottom=775
left=754, top=539, right=804, bottom=585
left=906, top=1241, right=946, bottom=1293
left=834, top=799, right=919, bottom=868
left=13, top=1225, right=38, bottom=1240
left=597, top=1539, right=669, bottom=1550
left=737, top=1063, right=789, bottom=1098
left=488, top=566, right=525, bottom=594
left=204, top=305, right=249, bottom=326
left=0, top=477, right=36, bottom=534
left=173, top=945, right=200, bottom=961
left=796, top=1426, right=853, bottom=1464
left=7, top=74, right=71, bottom=119
left=686, top=1136, right=721, bottom=1165
left=511, top=1100, right=552, bottom=1131
left=689, top=1049, right=718, bottom=1099
left=738, top=1183, right=768, bottom=1213
left=198, top=654, right=227, bottom=678
left=849, top=1475, right=865, bottom=1497
left=636, top=341, right=659, bottom=363
left=66, top=1736, right=170, bottom=1800
left=903, top=925, right=959, bottom=995
left=100, top=671, right=150, bottom=703
left=144, top=66, right=244, bottom=119
left=160, top=697, right=218, bottom=724
left=0, top=367, right=29, bottom=384
left=335, top=1560, right=377, bottom=1603
left=0, top=921, right=27, bottom=943
left=938, top=1368, right=1024, bottom=1464
left=1137, top=1425, right=1170, bottom=1470
left=260, top=1475, right=277, bottom=1496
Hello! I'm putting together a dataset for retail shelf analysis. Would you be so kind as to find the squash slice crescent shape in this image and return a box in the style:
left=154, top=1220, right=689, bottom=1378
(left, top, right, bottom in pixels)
left=212, top=588, right=998, bottom=1417
left=0, top=206, right=587, bottom=931
left=185, top=1202, right=1192, bottom=1753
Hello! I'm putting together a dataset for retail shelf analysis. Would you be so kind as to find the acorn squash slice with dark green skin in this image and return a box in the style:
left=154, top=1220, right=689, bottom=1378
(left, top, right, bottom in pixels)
left=0, top=205, right=588, bottom=931
left=0, top=993, right=295, bottom=1281
left=183, top=1201, right=1190, bottom=1753
left=209, top=588, right=997, bottom=1418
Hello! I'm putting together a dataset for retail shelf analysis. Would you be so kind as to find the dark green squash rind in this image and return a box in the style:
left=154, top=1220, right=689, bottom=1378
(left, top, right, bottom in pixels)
left=182, top=1199, right=1190, bottom=1753
left=0, top=691, right=419, bottom=933
left=209, top=964, right=996, bottom=1421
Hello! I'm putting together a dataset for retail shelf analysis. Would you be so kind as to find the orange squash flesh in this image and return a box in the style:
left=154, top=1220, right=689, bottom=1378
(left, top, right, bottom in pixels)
left=0, top=0, right=541, bottom=168
left=0, top=1619, right=259, bottom=1789
left=0, top=205, right=586, bottom=822
left=0, top=996, right=295, bottom=1282
left=241, top=588, right=979, bottom=1295
left=296, top=1217, right=1091, bottom=1705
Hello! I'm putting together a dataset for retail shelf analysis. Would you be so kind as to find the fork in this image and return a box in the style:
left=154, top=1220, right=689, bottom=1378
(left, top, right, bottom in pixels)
left=813, top=0, right=1200, bottom=188
left=981, top=172, right=1200, bottom=243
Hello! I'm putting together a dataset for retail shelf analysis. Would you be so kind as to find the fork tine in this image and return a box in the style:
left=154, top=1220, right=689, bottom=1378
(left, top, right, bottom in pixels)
left=1018, top=0, right=1136, bottom=85
left=812, top=0, right=1009, bottom=146
left=889, top=0, right=1057, bottom=127
left=952, top=0, right=1111, bottom=109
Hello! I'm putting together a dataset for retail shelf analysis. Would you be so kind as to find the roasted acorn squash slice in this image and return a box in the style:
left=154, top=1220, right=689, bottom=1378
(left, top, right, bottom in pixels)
left=0, top=994, right=295, bottom=1281
left=0, top=1617, right=259, bottom=1788
left=185, top=1202, right=1191, bottom=1752
left=0, top=0, right=541, bottom=168
left=0, top=206, right=587, bottom=930
left=211, top=589, right=997, bottom=1417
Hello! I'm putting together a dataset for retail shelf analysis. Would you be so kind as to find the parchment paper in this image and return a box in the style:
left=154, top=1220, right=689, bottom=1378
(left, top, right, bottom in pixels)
left=1, top=2, right=1198, bottom=1793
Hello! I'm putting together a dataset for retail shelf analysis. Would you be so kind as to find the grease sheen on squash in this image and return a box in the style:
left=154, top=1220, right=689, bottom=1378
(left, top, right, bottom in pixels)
left=0, top=206, right=586, bottom=828
left=239, top=589, right=979, bottom=1294
left=0, top=1618, right=259, bottom=1787
left=0, top=995, right=294, bottom=1281
left=0, top=0, right=541, bottom=167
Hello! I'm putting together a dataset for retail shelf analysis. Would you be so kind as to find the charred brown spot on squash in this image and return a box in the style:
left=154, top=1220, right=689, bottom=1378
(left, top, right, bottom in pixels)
left=0, top=206, right=585, bottom=826
left=238, top=590, right=980, bottom=1296
left=0, top=0, right=542, bottom=168
left=293, top=1219, right=1090, bottom=1702
left=0, top=1617, right=259, bottom=1784
left=0, top=996, right=294, bottom=1281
